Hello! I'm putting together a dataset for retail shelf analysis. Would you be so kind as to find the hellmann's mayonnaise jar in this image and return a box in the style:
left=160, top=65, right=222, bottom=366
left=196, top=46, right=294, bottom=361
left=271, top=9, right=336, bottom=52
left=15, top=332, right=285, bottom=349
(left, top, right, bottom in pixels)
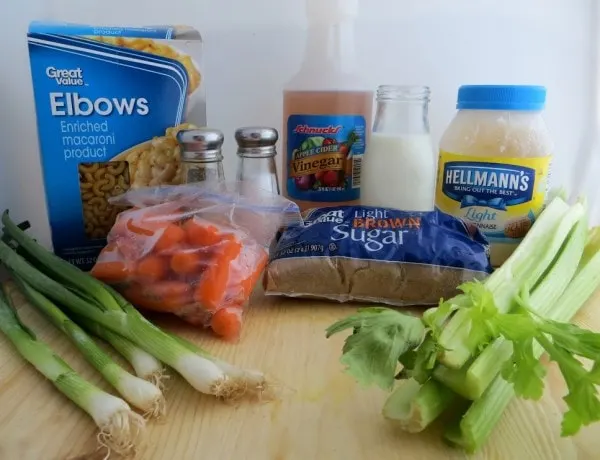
left=435, top=85, right=553, bottom=267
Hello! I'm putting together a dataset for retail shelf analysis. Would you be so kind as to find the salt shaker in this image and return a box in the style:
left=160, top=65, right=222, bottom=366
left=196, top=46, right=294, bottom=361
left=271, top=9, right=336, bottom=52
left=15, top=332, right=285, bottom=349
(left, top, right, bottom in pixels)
left=177, top=128, right=225, bottom=184
left=235, top=127, right=280, bottom=195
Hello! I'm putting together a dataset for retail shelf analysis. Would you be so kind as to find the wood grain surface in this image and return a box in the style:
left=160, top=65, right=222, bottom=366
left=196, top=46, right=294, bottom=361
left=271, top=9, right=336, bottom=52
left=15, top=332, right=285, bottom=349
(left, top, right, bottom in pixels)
left=0, top=285, right=599, bottom=460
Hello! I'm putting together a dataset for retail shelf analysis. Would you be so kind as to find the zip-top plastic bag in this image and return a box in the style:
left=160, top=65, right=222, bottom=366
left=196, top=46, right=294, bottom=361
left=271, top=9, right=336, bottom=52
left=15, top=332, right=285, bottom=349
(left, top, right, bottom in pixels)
left=90, top=182, right=301, bottom=341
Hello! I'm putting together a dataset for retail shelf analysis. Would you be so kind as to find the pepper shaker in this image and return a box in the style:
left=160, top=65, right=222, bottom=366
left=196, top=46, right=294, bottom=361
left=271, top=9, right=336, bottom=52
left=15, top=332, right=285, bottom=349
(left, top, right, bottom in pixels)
left=235, top=127, right=280, bottom=195
left=177, top=128, right=225, bottom=184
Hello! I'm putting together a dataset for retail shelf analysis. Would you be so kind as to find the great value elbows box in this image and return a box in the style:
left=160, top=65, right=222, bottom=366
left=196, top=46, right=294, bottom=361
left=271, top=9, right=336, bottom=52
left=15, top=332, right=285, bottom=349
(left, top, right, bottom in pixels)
left=27, top=21, right=206, bottom=270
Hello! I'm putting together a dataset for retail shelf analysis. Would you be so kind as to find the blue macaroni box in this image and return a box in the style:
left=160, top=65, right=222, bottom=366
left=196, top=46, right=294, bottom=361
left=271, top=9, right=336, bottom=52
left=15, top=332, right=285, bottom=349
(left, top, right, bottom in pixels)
left=27, top=21, right=206, bottom=270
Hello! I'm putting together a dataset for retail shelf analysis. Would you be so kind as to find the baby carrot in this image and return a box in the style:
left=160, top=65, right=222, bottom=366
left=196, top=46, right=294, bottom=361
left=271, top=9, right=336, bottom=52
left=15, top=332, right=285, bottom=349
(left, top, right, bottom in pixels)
left=146, top=280, right=192, bottom=300
left=91, top=260, right=131, bottom=284
left=239, top=249, right=269, bottom=298
left=216, top=238, right=242, bottom=261
left=135, top=255, right=167, bottom=283
left=192, top=236, right=245, bottom=311
left=170, top=251, right=202, bottom=275
left=211, top=307, right=242, bottom=341
left=154, top=223, right=187, bottom=253
left=194, top=263, right=229, bottom=312
left=90, top=243, right=132, bottom=283
left=124, top=283, right=189, bottom=313
left=184, top=219, right=225, bottom=247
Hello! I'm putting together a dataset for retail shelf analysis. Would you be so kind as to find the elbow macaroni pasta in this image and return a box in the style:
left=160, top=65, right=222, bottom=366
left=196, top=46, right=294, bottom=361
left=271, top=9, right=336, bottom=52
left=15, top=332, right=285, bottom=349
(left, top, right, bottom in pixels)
left=117, top=123, right=197, bottom=189
left=90, top=36, right=201, bottom=94
left=79, top=162, right=131, bottom=239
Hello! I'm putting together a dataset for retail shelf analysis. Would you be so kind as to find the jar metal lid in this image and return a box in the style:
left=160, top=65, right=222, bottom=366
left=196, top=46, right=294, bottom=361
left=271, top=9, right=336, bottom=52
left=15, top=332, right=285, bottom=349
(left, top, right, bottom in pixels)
left=235, top=127, right=278, bottom=158
left=177, top=128, right=224, bottom=161
left=457, top=85, right=546, bottom=111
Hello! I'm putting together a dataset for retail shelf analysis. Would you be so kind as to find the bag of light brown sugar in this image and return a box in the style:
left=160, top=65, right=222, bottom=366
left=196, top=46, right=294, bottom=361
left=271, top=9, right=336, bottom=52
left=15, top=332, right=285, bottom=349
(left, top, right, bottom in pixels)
left=264, top=206, right=493, bottom=306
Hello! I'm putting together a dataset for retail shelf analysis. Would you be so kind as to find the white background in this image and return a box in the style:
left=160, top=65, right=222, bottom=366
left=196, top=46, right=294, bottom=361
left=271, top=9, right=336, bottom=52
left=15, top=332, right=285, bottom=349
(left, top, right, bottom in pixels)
left=0, top=0, right=594, bottom=248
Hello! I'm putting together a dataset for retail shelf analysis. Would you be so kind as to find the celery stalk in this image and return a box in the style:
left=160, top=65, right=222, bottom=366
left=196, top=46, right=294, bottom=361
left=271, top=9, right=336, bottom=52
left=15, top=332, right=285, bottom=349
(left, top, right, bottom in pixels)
left=439, top=198, right=581, bottom=369
left=433, top=338, right=513, bottom=400
left=0, top=288, right=144, bottom=456
left=456, top=210, right=589, bottom=398
left=444, top=424, right=466, bottom=449
left=408, top=200, right=588, bottom=432
left=451, top=376, right=514, bottom=452
left=430, top=364, right=471, bottom=400
left=382, top=379, right=457, bottom=433
left=446, top=228, right=600, bottom=452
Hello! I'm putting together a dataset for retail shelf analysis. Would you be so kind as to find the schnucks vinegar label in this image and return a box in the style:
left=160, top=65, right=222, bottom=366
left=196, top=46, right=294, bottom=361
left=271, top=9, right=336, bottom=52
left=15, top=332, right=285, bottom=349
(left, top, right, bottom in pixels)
left=435, top=151, right=552, bottom=244
left=286, top=114, right=366, bottom=202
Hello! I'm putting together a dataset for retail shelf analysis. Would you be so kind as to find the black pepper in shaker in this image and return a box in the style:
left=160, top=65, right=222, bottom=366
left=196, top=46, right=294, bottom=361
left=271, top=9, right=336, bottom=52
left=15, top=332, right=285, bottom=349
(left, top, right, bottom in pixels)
left=235, top=127, right=280, bottom=195
left=177, top=128, right=225, bottom=184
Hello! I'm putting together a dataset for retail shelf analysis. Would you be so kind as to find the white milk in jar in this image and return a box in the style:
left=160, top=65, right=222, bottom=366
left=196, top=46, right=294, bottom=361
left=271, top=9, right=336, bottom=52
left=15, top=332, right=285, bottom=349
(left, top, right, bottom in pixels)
left=435, top=85, right=553, bottom=267
left=361, top=86, right=436, bottom=211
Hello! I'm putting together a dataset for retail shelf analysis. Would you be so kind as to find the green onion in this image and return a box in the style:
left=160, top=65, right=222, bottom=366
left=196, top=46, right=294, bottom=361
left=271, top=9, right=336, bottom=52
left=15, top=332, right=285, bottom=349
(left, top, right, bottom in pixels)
left=76, top=315, right=166, bottom=389
left=2, top=211, right=120, bottom=311
left=4, top=209, right=270, bottom=397
left=0, top=287, right=144, bottom=456
left=165, top=330, right=269, bottom=395
left=6, top=280, right=166, bottom=418
left=0, top=235, right=265, bottom=400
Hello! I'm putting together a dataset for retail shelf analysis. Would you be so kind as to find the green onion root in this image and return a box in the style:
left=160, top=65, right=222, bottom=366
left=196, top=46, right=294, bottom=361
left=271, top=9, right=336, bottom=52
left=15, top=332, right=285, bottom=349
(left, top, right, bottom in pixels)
left=165, top=330, right=275, bottom=401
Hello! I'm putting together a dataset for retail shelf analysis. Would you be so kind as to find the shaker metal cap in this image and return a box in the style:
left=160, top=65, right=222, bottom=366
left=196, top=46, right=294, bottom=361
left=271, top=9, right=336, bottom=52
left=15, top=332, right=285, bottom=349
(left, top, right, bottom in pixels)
left=177, top=128, right=225, bottom=161
left=235, top=127, right=278, bottom=157
left=235, top=127, right=278, bottom=147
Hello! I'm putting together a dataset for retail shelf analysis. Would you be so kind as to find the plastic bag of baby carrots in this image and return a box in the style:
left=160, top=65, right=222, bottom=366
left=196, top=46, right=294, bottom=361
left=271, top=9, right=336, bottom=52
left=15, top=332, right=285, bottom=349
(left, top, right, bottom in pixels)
left=90, top=182, right=301, bottom=341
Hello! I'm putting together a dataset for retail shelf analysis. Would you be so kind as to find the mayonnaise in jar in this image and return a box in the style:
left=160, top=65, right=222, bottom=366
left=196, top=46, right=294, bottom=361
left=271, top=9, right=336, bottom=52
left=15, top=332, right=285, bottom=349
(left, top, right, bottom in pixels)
left=435, top=85, right=553, bottom=267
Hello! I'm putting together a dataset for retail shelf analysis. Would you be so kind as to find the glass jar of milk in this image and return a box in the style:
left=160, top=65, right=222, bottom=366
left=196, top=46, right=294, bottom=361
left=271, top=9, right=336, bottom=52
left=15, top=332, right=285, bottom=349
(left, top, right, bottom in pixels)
left=361, top=85, right=436, bottom=211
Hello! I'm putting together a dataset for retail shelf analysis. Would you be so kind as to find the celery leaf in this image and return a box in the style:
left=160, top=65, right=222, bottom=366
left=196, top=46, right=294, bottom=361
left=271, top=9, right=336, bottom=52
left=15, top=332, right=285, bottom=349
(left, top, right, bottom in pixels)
left=539, top=321, right=600, bottom=359
left=408, top=334, right=442, bottom=384
left=326, top=308, right=426, bottom=390
left=539, top=337, right=600, bottom=436
left=501, top=336, right=546, bottom=400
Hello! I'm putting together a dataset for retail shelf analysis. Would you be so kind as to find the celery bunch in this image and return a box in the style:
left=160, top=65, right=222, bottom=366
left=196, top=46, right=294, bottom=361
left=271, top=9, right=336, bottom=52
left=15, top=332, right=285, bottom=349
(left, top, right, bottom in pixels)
left=326, top=196, right=600, bottom=453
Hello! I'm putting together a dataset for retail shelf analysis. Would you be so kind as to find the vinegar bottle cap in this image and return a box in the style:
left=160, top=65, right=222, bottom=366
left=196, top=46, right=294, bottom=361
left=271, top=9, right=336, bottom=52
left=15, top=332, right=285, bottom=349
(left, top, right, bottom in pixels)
left=306, top=0, right=359, bottom=23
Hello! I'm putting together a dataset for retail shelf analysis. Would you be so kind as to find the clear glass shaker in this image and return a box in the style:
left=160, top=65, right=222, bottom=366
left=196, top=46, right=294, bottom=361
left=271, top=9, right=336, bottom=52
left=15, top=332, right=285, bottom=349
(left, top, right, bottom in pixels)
left=176, top=128, right=225, bottom=184
left=235, top=127, right=280, bottom=195
left=360, top=85, right=436, bottom=211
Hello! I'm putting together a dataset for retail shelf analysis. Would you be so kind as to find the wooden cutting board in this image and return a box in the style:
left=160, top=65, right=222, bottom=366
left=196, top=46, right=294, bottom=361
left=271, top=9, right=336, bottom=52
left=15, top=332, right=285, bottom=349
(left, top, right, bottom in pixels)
left=0, top=285, right=599, bottom=460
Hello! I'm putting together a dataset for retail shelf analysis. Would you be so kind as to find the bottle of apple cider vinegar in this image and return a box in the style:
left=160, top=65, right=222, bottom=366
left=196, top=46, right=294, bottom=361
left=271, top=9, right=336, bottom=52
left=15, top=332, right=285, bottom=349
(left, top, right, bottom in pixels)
left=282, top=0, right=373, bottom=212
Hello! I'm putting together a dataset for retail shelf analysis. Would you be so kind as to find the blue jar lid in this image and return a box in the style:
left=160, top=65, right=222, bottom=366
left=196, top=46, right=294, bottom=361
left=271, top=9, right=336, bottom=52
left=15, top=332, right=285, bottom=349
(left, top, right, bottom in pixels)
left=457, top=85, right=546, bottom=111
